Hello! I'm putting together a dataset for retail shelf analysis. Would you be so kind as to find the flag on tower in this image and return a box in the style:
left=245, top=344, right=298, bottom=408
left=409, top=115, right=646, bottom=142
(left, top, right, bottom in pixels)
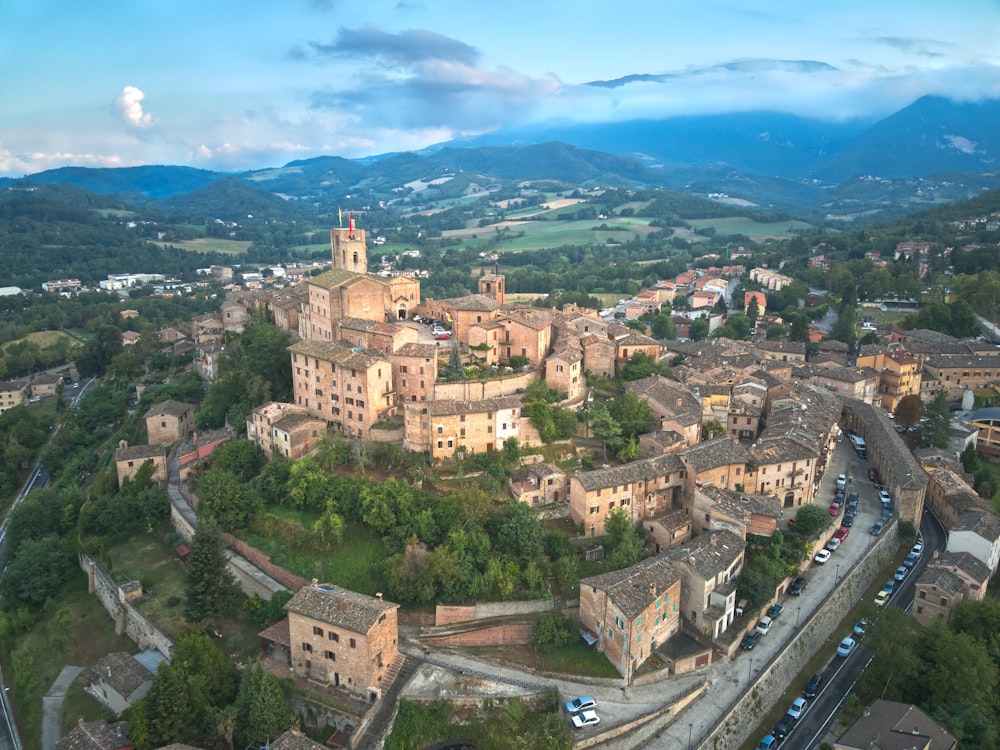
left=338, top=207, right=343, bottom=227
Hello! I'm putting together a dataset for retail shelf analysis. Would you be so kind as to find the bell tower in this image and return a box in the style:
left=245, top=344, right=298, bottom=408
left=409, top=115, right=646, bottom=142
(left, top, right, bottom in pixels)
left=478, top=273, right=505, bottom=304
left=330, top=216, right=367, bottom=274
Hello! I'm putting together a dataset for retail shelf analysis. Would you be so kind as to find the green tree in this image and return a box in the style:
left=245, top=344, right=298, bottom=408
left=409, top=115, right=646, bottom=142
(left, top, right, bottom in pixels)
left=746, top=296, right=761, bottom=327
left=604, top=507, right=643, bottom=569
left=131, top=662, right=197, bottom=750
left=0, top=536, right=76, bottom=609
left=589, top=402, right=622, bottom=460
left=492, top=501, right=544, bottom=567
left=234, top=662, right=297, bottom=749
left=532, top=609, right=576, bottom=652
left=608, top=391, right=655, bottom=440
left=894, top=394, right=925, bottom=428
left=184, top=523, right=243, bottom=623
left=702, top=419, right=727, bottom=440
left=621, top=351, right=673, bottom=381
left=196, top=469, right=261, bottom=531
left=689, top=318, right=709, bottom=341
left=920, top=389, right=953, bottom=449
left=211, top=440, right=263, bottom=483
left=789, top=313, right=810, bottom=343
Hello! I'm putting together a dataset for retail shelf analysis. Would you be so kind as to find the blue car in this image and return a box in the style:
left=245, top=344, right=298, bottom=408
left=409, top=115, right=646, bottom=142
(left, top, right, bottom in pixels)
left=565, top=696, right=596, bottom=714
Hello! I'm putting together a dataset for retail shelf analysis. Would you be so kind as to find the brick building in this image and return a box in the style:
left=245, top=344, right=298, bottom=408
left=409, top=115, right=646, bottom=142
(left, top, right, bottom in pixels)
left=508, top=463, right=568, bottom=506
left=247, top=402, right=326, bottom=460
left=665, top=530, right=746, bottom=639
left=285, top=582, right=399, bottom=701
left=143, top=400, right=195, bottom=446
left=856, top=348, right=922, bottom=411
left=389, top=343, right=438, bottom=404
left=402, top=396, right=522, bottom=460
left=0, top=380, right=28, bottom=413
left=579, top=556, right=683, bottom=682
left=625, top=376, right=702, bottom=447
left=335, top=317, right=418, bottom=356
left=288, top=339, right=394, bottom=439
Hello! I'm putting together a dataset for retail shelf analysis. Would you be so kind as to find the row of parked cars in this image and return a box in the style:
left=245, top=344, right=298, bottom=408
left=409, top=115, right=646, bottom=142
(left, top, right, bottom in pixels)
left=875, top=538, right=923, bottom=606
left=564, top=696, right=599, bottom=729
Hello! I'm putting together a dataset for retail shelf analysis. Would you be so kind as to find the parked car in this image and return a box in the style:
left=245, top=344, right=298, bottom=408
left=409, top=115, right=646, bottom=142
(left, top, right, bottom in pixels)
left=789, top=576, right=808, bottom=596
left=904, top=552, right=919, bottom=567
left=788, top=697, right=808, bottom=720
left=565, top=696, right=596, bottom=714
left=836, top=637, right=857, bottom=657
left=804, top=674, right=824, bottom=698
left=434, top=331, right=451, bottom=340
left=870, top=520, right=886, bottom=537
left=742, top=630, right=762, bottom=650
left=756, top=616, right=774, bottom=635
left=894, top=566, right=907, bottom=582
left=773, top=713, right=796, bottom=740
left=827, top=502, right=842, bottom=516
left=884, top=579, right=896, bottom=594
left=879, top=489, right=892, bottom=504
left=826, top=537, right=842, bottom=552
left=868, top=467, right=879, bottom=482
left=847, top=490, right=859, bottom=506
left=911, top=541, right=924, bottom=557
left=854, top=618, right=868, bottom=636
left=842, top=512, right=856, bottom=528
left=571, top=710, right=600, bottom=729
left=814, top=549, right=832, bottom=564
left=874, top=589, right=891, bottom=607
left=836, top=473, right=847, bottom=489
left=767, top=604, right=784, bottom=619
left=756, top=735, right=778, bottom=750
left=834, top=526, right=850, bottom=541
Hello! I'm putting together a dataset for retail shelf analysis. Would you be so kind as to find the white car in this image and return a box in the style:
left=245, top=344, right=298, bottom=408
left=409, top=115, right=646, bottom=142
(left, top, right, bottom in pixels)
left=787, top=697, right=807, bottom=720
left=571, top=710, right=600, bottom=729
left=836, top=637, right=857, bottom=657
left=756, top=616, right=773, bottom=635
left=814, top=549, right=832, bottom=564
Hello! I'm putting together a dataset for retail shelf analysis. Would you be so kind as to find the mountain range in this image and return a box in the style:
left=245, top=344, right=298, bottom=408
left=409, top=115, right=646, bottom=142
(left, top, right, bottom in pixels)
left=4, top=95, right=999, bottom=222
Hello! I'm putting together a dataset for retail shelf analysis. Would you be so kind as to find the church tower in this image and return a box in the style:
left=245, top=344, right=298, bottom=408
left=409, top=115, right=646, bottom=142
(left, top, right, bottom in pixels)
left=478, top=273, right=505, bottom=304
left=330, top=216, right=367, bottom=274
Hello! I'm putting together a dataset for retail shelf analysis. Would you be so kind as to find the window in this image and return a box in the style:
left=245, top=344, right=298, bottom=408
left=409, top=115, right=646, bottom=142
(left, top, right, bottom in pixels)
left=437, top=425, right=443, bottom=434
left=350, top=638, right=356, bottom=649
left=328, top=631, right=339, bottom=642
left=325, top=651, right=336, bottom=661
left=302, top=643, right=313, bottom=652
left=438, top=440, right=443, bottom=449
left=313, top=626, right=323, bottom=636
left=400, top=365, right=408, bottom=374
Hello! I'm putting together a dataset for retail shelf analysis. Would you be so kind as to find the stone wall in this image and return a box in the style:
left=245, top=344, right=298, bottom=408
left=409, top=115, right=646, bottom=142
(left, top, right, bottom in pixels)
left=434, top=598, right=553, bottom=626
left=80, top=554, right=174, bottom=658
left=697, top=519, right=898, bottom=750
left=433, top=371, right=535, bottom=402
left=223, top=533, right=309, bottom=593
left=421, top=623, right=534, bottom=648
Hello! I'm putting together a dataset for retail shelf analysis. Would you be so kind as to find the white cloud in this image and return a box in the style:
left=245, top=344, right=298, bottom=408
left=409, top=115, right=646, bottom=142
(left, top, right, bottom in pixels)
left=114, top=86, right=156, bottom=129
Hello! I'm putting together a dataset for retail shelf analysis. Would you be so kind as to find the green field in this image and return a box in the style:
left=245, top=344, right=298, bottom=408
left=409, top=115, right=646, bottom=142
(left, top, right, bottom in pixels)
left=686, top=217, right=814, bottom=240
left=152, top=238, right=253, bottom=255
left=442, top=216, right=660, bottom=252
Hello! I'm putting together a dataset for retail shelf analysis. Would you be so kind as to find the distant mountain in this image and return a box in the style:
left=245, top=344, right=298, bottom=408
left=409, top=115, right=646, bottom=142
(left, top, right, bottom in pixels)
left=5, top=95, right=999, bottom=220
left=585, top=59, right=840, bottom=88
left=164, top=176, right=314, bottom=223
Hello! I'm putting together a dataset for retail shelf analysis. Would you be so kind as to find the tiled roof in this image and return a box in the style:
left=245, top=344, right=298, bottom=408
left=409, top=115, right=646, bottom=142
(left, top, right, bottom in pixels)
left=932, top=551, right=991, bottom=585
left=55, top=721, right=131, bottom=750
left=626, top=376, right=702, bottom=426
left=144, top=399, right=194, bottom=419
left=581, top=555, right=682, bottom=619
left=844, top=398, right=927, bottom=491
left=392, top=342, right=439, bottom=358
left=426, top=395, right=521, bottom=417
left=114, top=444, right=167, bottom=462
left=286, top=583, right=398, bottom=634
left=288, top=339, right=388, bottom=370
left=924, top=353, right=1000, bottom=369
left=616, top=332, right=660, bottom=348
left=307, top=268, right=368, bottom=289
left=916, top=566, right=965, bottom=596
left=272, top=413, right=321, bottom=432
left=698, top=484, right=781, bottom=519
left=271, top=728, right=328, bottom=750
left=575, top=453, right=685, bottom=491
left=837, top=699, right=956, bottom=750
left=665, top=529, right=746, bottom=579
left=337, top=317, right=406, bottom=336
left=681, top=437, right=750, bottom=474
left=439, top=294, right=501, bottom=312
left=88, top=652, right=153, bottom=698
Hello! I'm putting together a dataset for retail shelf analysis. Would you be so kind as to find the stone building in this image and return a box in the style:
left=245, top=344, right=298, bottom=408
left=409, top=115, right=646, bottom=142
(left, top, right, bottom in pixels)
left=143, top=400, right=195, bottom=446
left=285, top=582, right=399, bottom=702
left=402, top=396, right=522, bottom=460
left=388, top=343, right=438, bottom=404
left=114, top=444, right=167, bottom=486
left=247, top=402, right=327, bottom=460
left=0, top=379, right=28, bottom=413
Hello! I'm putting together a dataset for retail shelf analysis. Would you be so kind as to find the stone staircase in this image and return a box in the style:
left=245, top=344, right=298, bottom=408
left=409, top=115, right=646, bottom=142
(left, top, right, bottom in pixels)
left=352, top=652, right=419, bottom=750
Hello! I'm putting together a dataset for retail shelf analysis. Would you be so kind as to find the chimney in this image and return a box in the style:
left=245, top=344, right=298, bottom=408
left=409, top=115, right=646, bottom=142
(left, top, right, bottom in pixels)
left=649, top=582, right=656, bottom=596
left=375, top=592, right=383, bottom=601
left=711, top=534, right=718, bottom=546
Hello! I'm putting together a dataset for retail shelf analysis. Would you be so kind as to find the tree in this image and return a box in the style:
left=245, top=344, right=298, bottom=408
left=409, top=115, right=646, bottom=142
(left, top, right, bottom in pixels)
left=702, top=419, right=726, bottom=440
left=184, top=523, right=243, bottom=623
left=588, top=402, right=622, bottom=460
left=532, top=609, right=576, bottom=652
left=196, top=469, right=261, bottom=531
left=604, top=508, right=643, bottom=569
left=211, top=440, right=263, bottom=483
left=131, top=662, right=197, bottom=750
left=894, top=394, right=925, bottom=428
left=234, top=661, right=297, bottom=749
left=0, top=536, right=76, bottom=608
left=689, top=318, right=709, bottom=341
left=746, top=296, right=761, bottom=327
left=621, top=351, right=673, bottom=381
left=920, top=390, right=953, bottom=449
left=492, top=501, right=544, bottom=567
left=789, top=314, right=810, bottom=344
left=608, top=391, right=655, bottom=440
left=765, top=324, right=787, bottom=341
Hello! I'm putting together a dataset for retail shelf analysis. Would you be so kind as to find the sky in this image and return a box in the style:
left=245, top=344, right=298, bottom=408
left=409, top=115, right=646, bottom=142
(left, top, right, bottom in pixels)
left=1, top=0, right=998, bottom=177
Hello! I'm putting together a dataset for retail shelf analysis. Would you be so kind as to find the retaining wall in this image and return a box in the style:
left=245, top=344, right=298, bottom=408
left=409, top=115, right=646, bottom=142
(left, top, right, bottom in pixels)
left=421, top=623, right=534, bottom=648
left=697, top=519, right=898, bottom=749
left=433, top=371, right=535, bottom=402
left=435, top=598, right=553, bottom=626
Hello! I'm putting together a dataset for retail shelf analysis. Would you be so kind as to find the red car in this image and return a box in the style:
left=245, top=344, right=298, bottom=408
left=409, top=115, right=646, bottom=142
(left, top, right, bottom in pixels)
left=434, top=331, right=451, bottom=340
left=827, top=502, right=842, bottom=516
left=834, top=526, right=850, bottom=541
left=868, top=467, right=879, bottom=482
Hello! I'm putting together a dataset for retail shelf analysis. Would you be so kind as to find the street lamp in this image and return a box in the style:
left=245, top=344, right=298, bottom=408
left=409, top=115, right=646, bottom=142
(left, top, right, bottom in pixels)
left=796, top=605, right=801, bottom=628
left=748, top=657, right=754, bottom=682
left=688, top=722, right=694, bottom=750
left=836, top=563, right=842, bottom=583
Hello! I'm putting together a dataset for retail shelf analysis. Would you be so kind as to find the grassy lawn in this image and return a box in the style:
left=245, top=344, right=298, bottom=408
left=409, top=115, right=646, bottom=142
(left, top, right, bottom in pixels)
left=150, top=238, right=253, bottom=255
left=2, top=331, right=81, bottom=352
left=4, top=581, right=137, bottom=750
left=105, top=530, right=190, bottom=640
left=241, top=513, right=386, bottom=596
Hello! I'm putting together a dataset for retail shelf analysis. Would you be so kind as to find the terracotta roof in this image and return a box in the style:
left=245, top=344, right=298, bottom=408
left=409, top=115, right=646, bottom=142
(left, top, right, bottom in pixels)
left=438, top=294, right=501, bottom=312
left=682, top=437, right=750, bottom=474
left=925, top=353, right=1000, bottom=369
left=286, top=583, right=398, bottom=634
left=392, top=342, right=438, bottom=358
left=575, top=453, right=686, bottom=491
left=626, top=375, right=701, bottom=426
left=698, top=484, right=781, bottom=519
left=581, top=555, right=682, bottom=619
left=931, top=551, right=991, bottom=585
left=258, top=617, right=291, bottom=647
left=272, top=413, right=322, bottom=433
left=307, top=268, right=368, bottom=289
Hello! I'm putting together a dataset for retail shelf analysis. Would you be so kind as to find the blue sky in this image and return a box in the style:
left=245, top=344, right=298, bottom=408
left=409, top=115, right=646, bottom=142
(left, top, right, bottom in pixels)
left=1, top=0, right=998, bottom=176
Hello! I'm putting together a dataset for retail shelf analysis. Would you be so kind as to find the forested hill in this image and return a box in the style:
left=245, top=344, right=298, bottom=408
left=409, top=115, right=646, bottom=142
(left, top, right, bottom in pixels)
left=0, top=186, right=231, bottom=289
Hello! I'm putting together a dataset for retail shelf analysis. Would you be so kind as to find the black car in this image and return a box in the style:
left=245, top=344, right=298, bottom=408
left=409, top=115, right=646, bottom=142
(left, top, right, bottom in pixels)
left=789, top=576, right=808, bottom=596
left=773, top=713, right=796, bottom=740
left=804, top=673, right=824, bottom=699
left=741, top=630, right=762, bottom=650
left=842, top=512, right=855, bottom=527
